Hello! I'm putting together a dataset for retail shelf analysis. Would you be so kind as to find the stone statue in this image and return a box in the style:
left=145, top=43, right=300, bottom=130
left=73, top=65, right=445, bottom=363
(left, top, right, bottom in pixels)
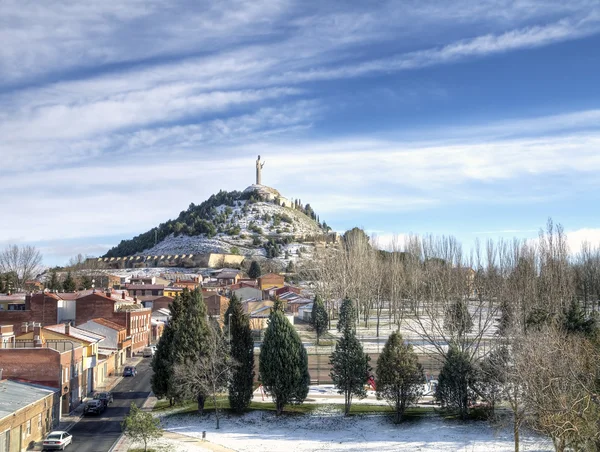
left=256, top=155, right=265, bottom=185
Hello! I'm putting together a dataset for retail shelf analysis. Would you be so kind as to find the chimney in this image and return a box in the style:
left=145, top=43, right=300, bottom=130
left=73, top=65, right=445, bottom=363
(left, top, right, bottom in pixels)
left=33, top=323, right=42, bottom=347
left=106, top=289, right=111, bottom=298
left=65, top=323, right=70, bottom=336
left=21, top=322, right=30, bottom=334
left=121, top=291, right=126, bottom=300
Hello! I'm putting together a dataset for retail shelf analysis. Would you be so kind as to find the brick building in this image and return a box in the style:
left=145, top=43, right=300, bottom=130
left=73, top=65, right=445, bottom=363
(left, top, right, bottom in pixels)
left=0, top=334, right=84, bottom=416
left=0, top=380, right=60, bottom=452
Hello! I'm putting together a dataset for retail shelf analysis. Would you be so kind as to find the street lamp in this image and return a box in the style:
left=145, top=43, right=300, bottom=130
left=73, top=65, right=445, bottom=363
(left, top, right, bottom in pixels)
left=228, top=313, right=232, bottom=342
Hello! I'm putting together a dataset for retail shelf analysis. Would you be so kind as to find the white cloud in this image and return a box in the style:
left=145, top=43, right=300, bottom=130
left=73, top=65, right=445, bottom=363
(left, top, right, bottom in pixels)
left=567, top=228, right=600, bottom=254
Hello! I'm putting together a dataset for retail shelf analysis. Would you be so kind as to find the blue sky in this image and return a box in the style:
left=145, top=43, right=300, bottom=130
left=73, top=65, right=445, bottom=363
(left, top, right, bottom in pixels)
left=2, top=0, right=600, bottom=266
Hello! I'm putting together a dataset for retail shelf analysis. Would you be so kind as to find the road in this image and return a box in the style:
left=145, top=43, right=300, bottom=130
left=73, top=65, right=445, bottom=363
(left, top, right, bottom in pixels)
left=67, top=358, right=153, bottom=452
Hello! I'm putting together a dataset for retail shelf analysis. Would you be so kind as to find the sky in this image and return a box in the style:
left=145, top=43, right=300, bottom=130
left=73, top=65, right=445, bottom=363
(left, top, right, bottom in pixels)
left=2, top=0, right=600, bottom=267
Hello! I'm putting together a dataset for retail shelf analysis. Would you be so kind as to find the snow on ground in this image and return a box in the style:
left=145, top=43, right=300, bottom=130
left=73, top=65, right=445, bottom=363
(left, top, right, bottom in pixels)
left=160, top=408, right=553, bottom=452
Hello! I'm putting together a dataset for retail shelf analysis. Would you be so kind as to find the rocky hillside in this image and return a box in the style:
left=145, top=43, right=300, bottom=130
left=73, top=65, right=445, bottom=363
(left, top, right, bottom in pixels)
left=104, top=186, right=332, bottom=259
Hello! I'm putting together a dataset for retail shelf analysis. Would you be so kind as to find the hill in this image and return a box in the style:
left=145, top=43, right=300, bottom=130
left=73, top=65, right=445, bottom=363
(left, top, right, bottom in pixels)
left=104, top=186, right=332, bottom=260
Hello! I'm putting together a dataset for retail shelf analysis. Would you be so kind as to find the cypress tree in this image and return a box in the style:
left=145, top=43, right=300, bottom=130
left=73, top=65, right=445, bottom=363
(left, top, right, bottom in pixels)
left=151, top=294, right=184, bottom=405
left=259, top=302, right=309, bottom=415
left=225, top=294, right=255, bottom=413
left=62, top=272, right=76, bottom=292
left=330, top=322, right=371, bottom=415
left=376, top=332, right=424, bottom=423
left=337, top=297, right=357, bottom=332
left=248, top=260, right=262, bottom=279
left=311, top=295, right=329, bottom=345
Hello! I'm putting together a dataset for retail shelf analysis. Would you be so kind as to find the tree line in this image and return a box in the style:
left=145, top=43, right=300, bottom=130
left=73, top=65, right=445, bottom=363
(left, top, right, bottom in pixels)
left=308, top=219, right=600, bottom=452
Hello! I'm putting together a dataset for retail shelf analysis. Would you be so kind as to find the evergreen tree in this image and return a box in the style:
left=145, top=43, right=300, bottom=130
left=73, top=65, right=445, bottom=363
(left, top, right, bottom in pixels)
left=259, top=302, right=310, bottom=415
left=436, top=346, right=478, bottom=420
left=47, top=270, right=60, bottom=291
left=310, top=295, right=329, bottom=345
left=562, top=299, right=596, bottom=337
left=225, top=294, right=255, bottom=413
left=248, top=260, right=262, bottom=279
left=172, top=288, right=211, bottom=413
left=151, top=294, right=184, bottom=404
left=337, top=297, right=357, bottom=332
left=376, top=332, right=424, bottom=423
left=62, top=272, right=76, bottom=292
left=79, top=275, right=92, bottom=290
left=0, top=276, right=4, bottom=294
left=329, top=323, right=371, bottom=415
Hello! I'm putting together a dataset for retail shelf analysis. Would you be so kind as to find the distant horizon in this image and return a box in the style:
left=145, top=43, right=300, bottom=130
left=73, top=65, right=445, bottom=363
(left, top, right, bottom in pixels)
left=2, top=1, right=600, bottom=266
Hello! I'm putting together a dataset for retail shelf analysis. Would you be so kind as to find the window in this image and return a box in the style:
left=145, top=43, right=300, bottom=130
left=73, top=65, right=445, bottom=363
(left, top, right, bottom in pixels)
left=26, top=419, right=31, bottom=436
left=37, top=413, right=42, bottom=430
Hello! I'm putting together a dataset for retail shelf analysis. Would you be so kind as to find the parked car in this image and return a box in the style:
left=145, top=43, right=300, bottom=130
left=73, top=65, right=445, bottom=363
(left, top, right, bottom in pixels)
left=142, top=347, right=155, bottom=357
left=93, top=391, right=113, bottom=407
left=43, top=431, right=73, bottom=450
left=123, top=366, right=137, bottom=377
left=84, top=399, right=105, bottom=415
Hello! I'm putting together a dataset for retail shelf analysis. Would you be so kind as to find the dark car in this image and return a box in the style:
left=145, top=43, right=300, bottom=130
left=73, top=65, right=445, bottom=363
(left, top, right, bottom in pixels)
left=93, top=391, right=113, bottom=407
left=123, top=366, right=137, bottom=377
left=83, top=399, right=105, bottom=415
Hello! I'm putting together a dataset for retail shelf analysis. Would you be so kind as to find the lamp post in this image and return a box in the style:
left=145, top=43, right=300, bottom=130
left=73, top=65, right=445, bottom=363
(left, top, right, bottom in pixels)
left=228, top=313, right=232, bottom=342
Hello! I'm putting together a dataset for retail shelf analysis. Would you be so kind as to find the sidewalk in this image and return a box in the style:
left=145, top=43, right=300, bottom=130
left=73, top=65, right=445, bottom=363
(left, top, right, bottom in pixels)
left=58, top=355, right=145, bottom=432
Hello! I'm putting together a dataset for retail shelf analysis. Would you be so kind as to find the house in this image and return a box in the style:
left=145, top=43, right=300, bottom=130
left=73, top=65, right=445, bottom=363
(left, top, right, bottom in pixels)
left=0, top=326, right=85, bottom=415
left=143, top=295, right=174, bottom=312
left=124, top=284, right=164, bottom=297
left=152, top=308, right=170, bottom=325
left=232, top=286, right=263, bottom=302
left=77, top=318, right=129, bottom=377
left=0, top=324, right=16, bottom=348
left=0, top=380, right=60, bottom=452
left=298, top=303, right=313, bottom=322
left=163, top=287, right=183, bottom=298
left=258, top=273, right=285, bottom=291
left=0, top=294, right=26, bottom=311
left=172, top=276, right=201, bottom=290
left=0, top=291, right=152, bottom=355
left=278, top=291, right=313, bottom=314
left=214, top=270, right=242, bottom=287
left=24, top=280, right=44, bottom=292
left=17, top=323, right=104, bottom=399
left=204, top=293, right=230, bottom=319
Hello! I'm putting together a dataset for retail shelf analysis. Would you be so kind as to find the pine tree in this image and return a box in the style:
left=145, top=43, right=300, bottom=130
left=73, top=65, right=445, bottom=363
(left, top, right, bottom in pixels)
left=62, top=272, right=76, bottom=292
left=0, top=275, right=4, bottom=294
left=248, top=260, right=262, bottom=279
left=329, top=323, right=371, bottom=415
left=436, top=346, right=478, bottom=420
left=337, top=297, right=357, bottom=332
left=259, top=302, right=309, bottom=415
left=310, top=295, right=328, bottom=345
left=376, top=332, right=424, bottom=423
left=47, top=271, right=60, bottom=291
left=79, top=275, right=92, bottom=290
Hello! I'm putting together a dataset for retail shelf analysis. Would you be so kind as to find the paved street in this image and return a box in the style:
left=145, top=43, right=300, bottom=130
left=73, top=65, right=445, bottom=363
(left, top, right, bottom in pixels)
left=66, top=358, right=153, bottom=452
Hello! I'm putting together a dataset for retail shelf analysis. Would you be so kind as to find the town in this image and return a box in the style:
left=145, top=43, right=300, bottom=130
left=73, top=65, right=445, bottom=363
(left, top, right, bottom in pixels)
left=3, top=2, right=600, bottom=452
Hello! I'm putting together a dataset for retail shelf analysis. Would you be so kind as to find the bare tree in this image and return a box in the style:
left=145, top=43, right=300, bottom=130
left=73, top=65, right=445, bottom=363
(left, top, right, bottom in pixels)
left=173, top=321, right=236, bottom=429
left=516, top=326, right=600, bottom=451
left=0, top=244, right=43, bottom=290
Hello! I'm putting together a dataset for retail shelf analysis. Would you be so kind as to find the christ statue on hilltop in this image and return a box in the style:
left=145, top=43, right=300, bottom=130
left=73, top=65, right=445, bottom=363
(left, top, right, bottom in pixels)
left=256, top=155, right=265, bottom=185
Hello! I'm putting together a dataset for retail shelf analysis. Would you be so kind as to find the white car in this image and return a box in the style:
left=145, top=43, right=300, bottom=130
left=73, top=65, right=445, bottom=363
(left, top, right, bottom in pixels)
left=43, top=431, right=73, bottom=450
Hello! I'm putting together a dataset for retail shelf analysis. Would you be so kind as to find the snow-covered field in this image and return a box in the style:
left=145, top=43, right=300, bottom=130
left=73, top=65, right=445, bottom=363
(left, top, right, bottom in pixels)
left=160, top=408, right=553, bottom=452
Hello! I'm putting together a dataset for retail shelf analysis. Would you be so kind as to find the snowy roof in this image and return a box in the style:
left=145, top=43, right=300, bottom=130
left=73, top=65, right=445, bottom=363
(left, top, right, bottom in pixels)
left=45, top=324, right=105, bottom=343
left=0, top=380, right=57, bottom=421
